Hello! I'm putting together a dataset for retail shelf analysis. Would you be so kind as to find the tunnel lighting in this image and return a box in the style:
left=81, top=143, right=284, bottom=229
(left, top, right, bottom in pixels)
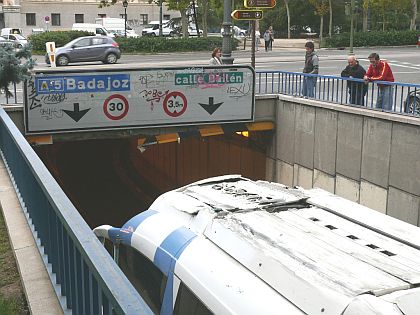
left=235, top=131, right=249, bottom=137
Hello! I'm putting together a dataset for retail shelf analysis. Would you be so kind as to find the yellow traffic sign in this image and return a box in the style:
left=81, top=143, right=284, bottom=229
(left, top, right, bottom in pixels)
left=244, top=0, right=276, bottom=8
left=231, top=10, right=263, bottom=20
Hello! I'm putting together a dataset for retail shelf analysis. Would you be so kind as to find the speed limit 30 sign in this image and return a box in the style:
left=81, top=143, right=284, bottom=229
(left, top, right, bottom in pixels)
left=103, top=94, right=129, bottom=120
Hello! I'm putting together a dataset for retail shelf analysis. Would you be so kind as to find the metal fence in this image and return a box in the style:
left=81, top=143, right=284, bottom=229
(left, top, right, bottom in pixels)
left=256, top=71, right=420, bottom=117
left=0, top=107, right=152, bottom=315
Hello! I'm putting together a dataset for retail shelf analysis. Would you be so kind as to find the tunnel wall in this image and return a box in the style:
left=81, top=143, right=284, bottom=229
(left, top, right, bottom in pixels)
left=266, top=95, right=420, bottom=227
left=128, top=136, right=267, bottom=194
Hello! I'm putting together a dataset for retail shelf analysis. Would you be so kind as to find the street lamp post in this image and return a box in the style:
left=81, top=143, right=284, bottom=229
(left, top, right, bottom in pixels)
left=221, top=0, right=234, bottom=64
left=123, top=0, right=128, bottom=38
left=349, top=0, right=355, bottom=54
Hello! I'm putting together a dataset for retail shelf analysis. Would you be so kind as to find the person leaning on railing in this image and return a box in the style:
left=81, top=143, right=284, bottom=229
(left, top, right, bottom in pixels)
left=302, top=41, right=319, bottom=98
left=364, top=53, right=395, bottom=110
left=341, top=56, right=367, bottom=106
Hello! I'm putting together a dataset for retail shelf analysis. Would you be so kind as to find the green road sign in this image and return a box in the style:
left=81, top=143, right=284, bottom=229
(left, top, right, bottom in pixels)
left=231, top=10, right=263, bottom=20
left=244, top=0, right=276, bottom=9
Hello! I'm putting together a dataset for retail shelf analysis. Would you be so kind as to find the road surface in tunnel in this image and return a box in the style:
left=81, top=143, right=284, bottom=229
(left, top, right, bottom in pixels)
left=35, top=139, right=160, bottom=228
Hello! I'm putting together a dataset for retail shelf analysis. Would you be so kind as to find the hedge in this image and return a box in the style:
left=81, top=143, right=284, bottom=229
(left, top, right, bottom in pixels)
left=28, top=31, right=239, bottom=54
left=28, top=31, right=93, bottom=51
left=115, top=36, right=238, bottom=53
left=324, top=30, right=420, bottom=48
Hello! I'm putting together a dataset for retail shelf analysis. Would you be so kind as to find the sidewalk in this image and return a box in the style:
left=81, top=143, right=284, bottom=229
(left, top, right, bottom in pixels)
left=0, top=159, right=63, bottom=314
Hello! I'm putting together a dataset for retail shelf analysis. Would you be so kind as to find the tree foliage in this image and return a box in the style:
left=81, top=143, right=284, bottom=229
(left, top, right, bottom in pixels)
left=0, top=45, right=34, bottom=98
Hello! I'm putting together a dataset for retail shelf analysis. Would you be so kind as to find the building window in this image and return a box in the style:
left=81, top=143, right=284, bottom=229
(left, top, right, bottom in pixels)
left=26, top=13, right=36, bottom=26
left=51, top=13, right=61, bottom=26
left=140, top=14, right=148, bottom=25
left=163, top=14, right=170, bottom=20
left=75, top=14, right=84, bottom=23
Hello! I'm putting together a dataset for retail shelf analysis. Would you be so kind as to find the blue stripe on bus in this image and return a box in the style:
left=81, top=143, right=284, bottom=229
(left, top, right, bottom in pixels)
left=154, top=227, right=196, bottom=315
left=108, top=209, right=157, bottom=245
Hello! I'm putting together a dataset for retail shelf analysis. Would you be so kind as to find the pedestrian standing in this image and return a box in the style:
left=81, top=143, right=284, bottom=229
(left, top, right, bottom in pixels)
left=363, top=53, right=394, bottom=110
left=209, top=47, right=223, bottom=65
left=263, top=29, right=271, bottom=52
left=341, top=56, right=367, bottom=106
left=268, top=25, right=274, bottom=51
left=255, top=29, right=261, bottom=51
left=302, top=41, right=319, bottom=98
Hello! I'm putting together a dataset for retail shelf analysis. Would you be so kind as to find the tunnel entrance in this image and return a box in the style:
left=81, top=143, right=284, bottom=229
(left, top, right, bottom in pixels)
left=35, top=132, right=270, bottom=228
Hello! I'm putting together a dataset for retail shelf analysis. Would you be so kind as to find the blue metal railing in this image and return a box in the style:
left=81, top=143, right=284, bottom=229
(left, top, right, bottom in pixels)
left=0, top=107, right=153, bottom=315
left=256, top=70, right=420, bottom=116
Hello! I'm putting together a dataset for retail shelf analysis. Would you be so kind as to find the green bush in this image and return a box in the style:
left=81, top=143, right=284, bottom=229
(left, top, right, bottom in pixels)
left=28, top=31, right=93, bottom=52
left=115, top=36, right=236, bottom=53
left=324, top=30, right=420, bottom=48
left=28, top=31, right=238, bottom=54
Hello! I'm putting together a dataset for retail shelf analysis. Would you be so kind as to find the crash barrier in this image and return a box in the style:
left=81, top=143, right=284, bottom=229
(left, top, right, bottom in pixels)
left=0, top=107, right=152, bottom=314
left=256, top=71, right=420, bottom=117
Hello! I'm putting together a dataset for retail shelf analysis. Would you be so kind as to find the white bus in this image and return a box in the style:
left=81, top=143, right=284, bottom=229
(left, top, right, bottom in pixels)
left=94, top=175, right=420, bottom=314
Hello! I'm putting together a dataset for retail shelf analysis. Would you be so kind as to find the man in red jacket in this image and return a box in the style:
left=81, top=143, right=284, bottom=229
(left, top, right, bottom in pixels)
left=364, top=53, right=395, bottom=110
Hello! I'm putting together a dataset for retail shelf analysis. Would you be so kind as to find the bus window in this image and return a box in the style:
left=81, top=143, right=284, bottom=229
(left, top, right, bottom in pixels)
left=119, top=244, right=167, bottom=315
left=173, top=282, right=213, bottom=315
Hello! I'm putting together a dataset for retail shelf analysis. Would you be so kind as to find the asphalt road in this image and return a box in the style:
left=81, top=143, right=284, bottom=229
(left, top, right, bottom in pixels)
left=32, top=46, right=420, bottom=84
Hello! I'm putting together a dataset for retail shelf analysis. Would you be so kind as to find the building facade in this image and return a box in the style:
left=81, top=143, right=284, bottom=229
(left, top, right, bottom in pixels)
left=0, top=0, right=180, bottom=36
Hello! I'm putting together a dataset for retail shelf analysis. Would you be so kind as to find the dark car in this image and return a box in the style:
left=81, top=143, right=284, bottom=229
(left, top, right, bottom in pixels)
left=404, top=90, right=420, bottom=115
left=45, top=36, right=121, bottom=66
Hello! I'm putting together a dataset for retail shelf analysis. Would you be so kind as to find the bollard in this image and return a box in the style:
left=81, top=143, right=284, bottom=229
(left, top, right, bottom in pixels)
left=45, top=41, right=56, bottom=67
left=417, top=35, right=420, bottom=48
left=243, top=37, right=246, bottom=50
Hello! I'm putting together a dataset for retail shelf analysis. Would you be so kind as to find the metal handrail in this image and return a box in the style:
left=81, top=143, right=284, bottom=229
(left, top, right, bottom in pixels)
left=0, top=107, right=152, bottom=314
left=256, top=70, right=420, bottom=116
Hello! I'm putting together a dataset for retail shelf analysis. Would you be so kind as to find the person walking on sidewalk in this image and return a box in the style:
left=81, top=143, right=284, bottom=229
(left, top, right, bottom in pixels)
left=268, top=25, right=274, bottom=51
left=263, top=29, right=271, bottom=52
left=364, top=52, right=394, bottom=110
left=341, top=55, right=367, bottom=106
left=302, top=41, right=319, bottom=98
left=209, top=47, right=223, bottom=65
left=255, top=29, right=261, bottom=51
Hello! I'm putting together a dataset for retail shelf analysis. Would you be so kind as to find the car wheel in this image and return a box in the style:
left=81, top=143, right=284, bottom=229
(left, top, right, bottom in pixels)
left=104, top=53, right=118, bottom=64
left=169, top=32, right=174, bottom=37
left=405, top=96, right=420, bottom=115
left=151, top=33, right=156, bottom=37
left=57, top=55, right=69, bottom=66
left=16, top=44, right=22, bottom=49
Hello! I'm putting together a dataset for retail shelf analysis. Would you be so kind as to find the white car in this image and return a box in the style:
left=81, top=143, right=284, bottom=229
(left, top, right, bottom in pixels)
left=1, top=34, right=28, bottom=48
left=187, top=26, right=203, bottom=36
left=141, top=20, right=175, bottom=37
left=221, top=25, right=248, bottom=37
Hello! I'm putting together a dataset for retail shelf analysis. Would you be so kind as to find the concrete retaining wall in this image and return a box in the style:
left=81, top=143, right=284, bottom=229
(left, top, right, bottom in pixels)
left=266, top=95, right=420, bottom=227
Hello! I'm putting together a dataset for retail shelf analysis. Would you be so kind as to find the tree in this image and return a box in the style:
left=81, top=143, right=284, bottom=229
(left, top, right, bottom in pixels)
left=0, top=45, right=34, bottom=98
left=284, top=0, right=291, bottom=39
left=410, top=0, right=417, bottom=30
left=328, top=0, right=332, bottom=37
left=309, top=0, right=329, bottom=42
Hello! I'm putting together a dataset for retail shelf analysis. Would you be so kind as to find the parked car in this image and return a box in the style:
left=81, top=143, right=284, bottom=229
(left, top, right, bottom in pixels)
left=404, top=90, right=420, bottom=115
left=220, top=25, right=248, bottom=37
left=187, top=26, right=203, bottom=36
left=1, top=34, right=28, bottom=49
left=45, top=36, right=121, bottom=66
left=141, top=20, right=175, bottom=37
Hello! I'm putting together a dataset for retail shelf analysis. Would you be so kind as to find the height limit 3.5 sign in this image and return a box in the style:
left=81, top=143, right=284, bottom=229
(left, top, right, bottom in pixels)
left=24, top=66, right=255, bottom=134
